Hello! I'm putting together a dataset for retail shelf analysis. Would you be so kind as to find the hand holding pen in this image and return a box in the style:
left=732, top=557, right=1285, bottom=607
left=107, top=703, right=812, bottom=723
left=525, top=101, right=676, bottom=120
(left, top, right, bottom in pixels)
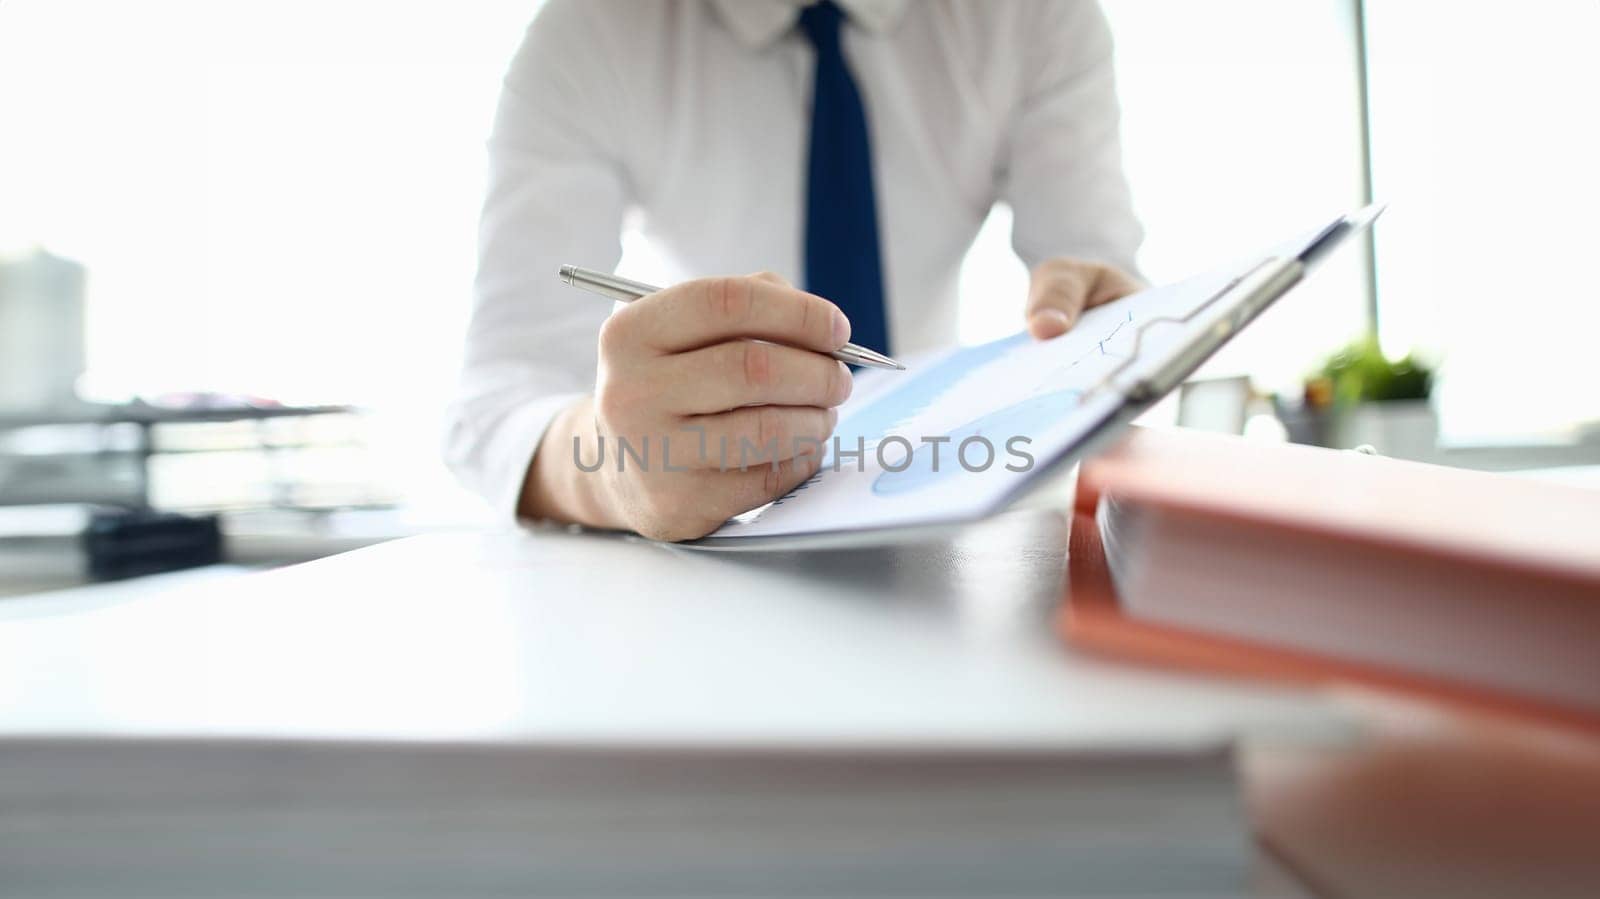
left=522, top=269, right=901, bottom=542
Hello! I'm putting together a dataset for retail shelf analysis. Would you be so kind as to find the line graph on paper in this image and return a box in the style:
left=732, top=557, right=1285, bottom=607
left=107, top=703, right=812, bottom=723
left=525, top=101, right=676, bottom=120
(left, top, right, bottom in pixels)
left=829, top=307, right=1139, bottom=464
left=859, top=309, right=1136, bottom=495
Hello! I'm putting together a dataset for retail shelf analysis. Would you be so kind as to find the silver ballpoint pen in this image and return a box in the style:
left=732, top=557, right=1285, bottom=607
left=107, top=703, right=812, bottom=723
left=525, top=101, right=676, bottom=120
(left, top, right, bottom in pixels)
left=558, top=265, right=906, bottom=371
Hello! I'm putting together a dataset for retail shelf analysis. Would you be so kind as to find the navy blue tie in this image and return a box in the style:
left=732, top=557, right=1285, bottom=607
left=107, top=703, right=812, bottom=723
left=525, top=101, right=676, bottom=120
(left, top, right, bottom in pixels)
left=799, top=1, right=891, bottom=355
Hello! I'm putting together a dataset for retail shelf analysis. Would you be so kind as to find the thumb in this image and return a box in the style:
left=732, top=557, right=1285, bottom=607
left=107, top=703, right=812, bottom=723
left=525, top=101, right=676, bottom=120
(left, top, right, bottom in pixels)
left=1025, top=263, right=1091, bottom=340
left=1026, top=261, right=1143, bottom=340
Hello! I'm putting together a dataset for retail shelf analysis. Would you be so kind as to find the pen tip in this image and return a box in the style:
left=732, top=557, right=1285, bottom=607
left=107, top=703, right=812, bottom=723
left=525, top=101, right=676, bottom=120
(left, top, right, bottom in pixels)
left=558, top=264, right=575, bottom=284
left=893, top=362, right=907, bottom=370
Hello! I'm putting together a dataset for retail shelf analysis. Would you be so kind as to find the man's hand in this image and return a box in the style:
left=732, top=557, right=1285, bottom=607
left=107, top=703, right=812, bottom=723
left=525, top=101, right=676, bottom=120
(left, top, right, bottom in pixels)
left=521, top=273, right=852, bottom=542
left=1024, top=258, right=1142, bottom=340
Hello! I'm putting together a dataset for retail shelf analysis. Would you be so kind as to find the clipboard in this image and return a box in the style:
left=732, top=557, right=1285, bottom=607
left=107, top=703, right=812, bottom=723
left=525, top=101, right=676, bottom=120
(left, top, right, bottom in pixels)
left=683, top=204, right=1386, bottom=550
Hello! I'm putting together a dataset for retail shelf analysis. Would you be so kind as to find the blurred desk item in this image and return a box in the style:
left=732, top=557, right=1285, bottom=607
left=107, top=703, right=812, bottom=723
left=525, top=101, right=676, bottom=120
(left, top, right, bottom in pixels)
left=0, top=248, right=86, bottom=411
left=0, top=513, right=1344, bottom=897
left=0, top=505, right=88, bottom=596
left=0, top=400, right=383, bottom=592
left=1275, top=391, right=1600, bottom=472
left=1177, top=376, right=1254, bottom=435
left=1065, top=426, right=1600, bottom=733
left=0, top=504, right=455, bottom=598
left=1248, top=692, right=1600, bottom=899
left=0, top=400, right=361, bottom=510
left=82, top=509, right=222, bottom=581
left=1430, top=434, right=1600, bottom=472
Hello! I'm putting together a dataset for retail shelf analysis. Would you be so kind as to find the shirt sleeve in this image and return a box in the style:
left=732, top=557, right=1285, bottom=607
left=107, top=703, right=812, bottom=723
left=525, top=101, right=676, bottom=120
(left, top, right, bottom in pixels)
left=443, top=0, right=629, bottom=521
left=999, top=0, right=1144, bottom=278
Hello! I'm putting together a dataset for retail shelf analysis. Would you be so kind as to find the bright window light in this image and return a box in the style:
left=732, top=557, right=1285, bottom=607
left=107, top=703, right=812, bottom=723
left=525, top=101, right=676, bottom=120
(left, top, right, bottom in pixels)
left=1366, top=0, right=1600, bottom=442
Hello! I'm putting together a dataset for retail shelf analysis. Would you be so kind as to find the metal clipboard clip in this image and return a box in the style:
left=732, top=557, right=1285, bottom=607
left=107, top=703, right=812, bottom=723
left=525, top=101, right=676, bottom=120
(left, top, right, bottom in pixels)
left=1087, top=256, right=1305, bottom=404
left=1085, top=201, right=1386, bottom=406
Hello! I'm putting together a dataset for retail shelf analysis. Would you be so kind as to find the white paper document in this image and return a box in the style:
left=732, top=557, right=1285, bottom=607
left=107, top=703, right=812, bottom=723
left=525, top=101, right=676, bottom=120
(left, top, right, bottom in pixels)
left=704, top=259, right=1257, bottom=542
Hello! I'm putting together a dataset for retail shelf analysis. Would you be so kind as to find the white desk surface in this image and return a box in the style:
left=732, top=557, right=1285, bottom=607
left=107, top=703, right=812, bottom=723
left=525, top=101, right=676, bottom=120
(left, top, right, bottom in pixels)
left=0, top=510, right=1343, bottom=752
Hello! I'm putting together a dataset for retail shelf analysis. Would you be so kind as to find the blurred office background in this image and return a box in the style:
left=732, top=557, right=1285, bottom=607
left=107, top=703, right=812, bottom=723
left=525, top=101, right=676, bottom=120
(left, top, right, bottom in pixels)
left=2, top=0, right=1597, bottom=593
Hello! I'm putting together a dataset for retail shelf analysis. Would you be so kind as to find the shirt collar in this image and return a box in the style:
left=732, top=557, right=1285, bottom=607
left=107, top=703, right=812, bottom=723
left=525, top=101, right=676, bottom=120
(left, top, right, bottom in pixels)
left=711, top=0, right=911, bottom=49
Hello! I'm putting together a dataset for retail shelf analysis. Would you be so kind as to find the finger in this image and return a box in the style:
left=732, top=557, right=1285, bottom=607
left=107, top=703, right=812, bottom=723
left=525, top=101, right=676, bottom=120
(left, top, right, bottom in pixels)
left=606, top=276, right=850, bottom=355
left=633, top=449, right=820, bottom=541
left=725, top=450, right=826, bottom=511
left=1025, top=263, right=1091, bottom=339
left=676, top=406, right=838, bottom=470
left=1026, top=262, right=1143, bottom=339
left=1027, top=307, right=1076, bottom=340
left=655, top=340, right=852, bottom=414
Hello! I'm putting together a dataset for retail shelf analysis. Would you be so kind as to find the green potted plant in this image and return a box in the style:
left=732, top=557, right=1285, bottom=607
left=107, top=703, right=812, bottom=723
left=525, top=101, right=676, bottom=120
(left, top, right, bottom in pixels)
left=1300, top=337, right=1437, bottom=459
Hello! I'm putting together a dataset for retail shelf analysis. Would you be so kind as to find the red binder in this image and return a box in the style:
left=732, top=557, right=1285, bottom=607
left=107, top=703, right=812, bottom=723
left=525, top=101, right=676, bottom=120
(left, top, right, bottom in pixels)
left=1061, top=427, right=1600, bottom=734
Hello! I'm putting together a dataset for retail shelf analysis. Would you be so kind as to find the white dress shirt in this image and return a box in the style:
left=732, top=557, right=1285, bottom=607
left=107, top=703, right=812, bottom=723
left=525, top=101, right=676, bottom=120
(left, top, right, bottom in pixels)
left=446, top=0, right=1143, bottom=517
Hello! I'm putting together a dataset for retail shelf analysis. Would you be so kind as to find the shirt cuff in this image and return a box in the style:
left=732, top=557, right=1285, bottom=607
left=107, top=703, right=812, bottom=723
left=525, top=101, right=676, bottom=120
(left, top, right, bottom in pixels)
left=455, top=391, right=587, bottom=524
